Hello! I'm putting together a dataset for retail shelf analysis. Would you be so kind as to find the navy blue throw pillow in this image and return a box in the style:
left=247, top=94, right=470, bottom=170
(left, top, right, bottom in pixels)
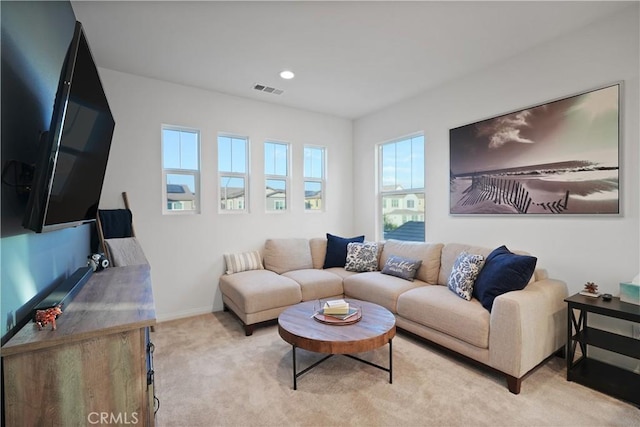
left=323, top=233, right=365, bottom=268
left=472, top=245, right=537, bottom=312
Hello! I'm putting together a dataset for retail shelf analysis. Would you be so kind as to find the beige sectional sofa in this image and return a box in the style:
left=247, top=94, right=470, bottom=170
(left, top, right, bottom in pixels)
left=219, top=237, right=568, bottom=394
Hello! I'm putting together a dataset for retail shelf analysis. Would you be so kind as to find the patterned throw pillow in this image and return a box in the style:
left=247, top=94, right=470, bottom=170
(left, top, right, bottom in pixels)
left=447, top=252, right=485, bottom=300
left=381, top=255, right=422, bottom=281
left=224, top=251, right=264, bottom=275
left=345, top=242, right=380, bottom=272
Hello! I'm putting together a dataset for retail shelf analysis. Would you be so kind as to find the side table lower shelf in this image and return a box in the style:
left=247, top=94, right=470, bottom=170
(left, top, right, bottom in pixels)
left=568, top=357, right=640, bottom=405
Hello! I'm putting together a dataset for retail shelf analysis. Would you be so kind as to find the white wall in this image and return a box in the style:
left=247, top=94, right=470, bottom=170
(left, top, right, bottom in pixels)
left=353, top=7, right=639, bottom=298
left=99, top=6, right=638, bottom=326
left=99, top=70, right=354, bottom=321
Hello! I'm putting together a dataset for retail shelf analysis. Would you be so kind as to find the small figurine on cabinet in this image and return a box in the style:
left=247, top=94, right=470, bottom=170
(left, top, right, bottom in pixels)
left=35, top=305, right=63, bottom=330
left=579, top=282, right=601, bottom=298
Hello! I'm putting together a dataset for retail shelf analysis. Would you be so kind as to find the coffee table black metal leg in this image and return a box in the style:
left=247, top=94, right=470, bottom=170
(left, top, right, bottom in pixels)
left=292, top=345, right=297, bottom=390
left=291, top=347, right=335, bottom=390
left=290, top=339, right=393, bottom=390
left=389, top=338, right=393, bottom=384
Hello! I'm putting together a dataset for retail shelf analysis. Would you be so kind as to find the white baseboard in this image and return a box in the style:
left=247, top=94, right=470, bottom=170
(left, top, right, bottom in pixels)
left=156, top=306, right=220, bottom=323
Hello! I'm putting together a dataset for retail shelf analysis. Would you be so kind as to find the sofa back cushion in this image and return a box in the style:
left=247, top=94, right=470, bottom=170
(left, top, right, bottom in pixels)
left=309, top=238, right=327, bottom=269
left=380, top=240, right=443, bottom=284
left=263, top=238, right=313, bottom=274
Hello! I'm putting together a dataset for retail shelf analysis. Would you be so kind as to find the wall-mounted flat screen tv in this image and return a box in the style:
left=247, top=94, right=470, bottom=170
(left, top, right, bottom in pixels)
left=23, top=21, right=115, bottom=233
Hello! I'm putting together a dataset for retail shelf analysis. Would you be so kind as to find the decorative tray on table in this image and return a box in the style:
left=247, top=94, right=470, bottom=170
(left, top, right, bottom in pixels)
left=313, top=307, right=362, bottom=325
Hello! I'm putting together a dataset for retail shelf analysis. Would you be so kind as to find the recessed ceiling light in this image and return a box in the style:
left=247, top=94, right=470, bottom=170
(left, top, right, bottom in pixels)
left=280, top=70, right=295, bottom=80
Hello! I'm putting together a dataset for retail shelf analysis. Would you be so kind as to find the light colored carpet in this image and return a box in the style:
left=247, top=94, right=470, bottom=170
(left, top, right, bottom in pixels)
left=151, top=313, right=640, bottom=427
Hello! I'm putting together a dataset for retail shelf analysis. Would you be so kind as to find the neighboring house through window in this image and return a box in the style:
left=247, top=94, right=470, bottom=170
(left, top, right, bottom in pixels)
left=379, top=134, right=425, bottom=241
left=304, top=145, right=325, bottom=211
left=264, top=141, right=289, bottom=211
left=162, top=126, right=200, bottom=214
left=219, top=135, right=249, bottom=212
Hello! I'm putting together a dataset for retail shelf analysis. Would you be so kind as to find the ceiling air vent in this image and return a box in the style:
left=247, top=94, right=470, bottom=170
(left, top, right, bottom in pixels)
left=252, top=83, right=284, bottom=95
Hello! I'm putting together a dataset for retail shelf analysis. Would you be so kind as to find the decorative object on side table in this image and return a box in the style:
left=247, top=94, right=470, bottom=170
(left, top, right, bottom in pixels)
left=34, top=305, right=62, bottom=330
left=579, top=282, right=600, bottom=298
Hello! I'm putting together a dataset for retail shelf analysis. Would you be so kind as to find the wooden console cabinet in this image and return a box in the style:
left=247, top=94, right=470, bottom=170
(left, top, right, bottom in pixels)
left=2, top=265, right=157, bottom=426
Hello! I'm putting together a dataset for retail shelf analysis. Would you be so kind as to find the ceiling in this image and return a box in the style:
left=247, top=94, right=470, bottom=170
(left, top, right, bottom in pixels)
left=71, top=1, right=633, bottom=120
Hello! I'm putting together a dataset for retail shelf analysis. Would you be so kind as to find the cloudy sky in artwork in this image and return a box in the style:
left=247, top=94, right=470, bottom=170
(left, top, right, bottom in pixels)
left=449, top=84, right=619, bottom=175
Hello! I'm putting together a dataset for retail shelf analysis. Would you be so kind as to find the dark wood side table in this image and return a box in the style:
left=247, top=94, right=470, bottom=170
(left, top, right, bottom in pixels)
left=565, top=293, right=640, bottom=406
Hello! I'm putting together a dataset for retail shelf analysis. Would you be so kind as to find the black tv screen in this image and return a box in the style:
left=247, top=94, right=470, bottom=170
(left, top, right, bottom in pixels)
left=23, top=21, right=115, bottom=233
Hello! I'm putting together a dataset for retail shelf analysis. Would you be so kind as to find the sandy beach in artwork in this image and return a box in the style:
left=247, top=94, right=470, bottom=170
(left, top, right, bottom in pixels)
left=450, top=169, right=619, bottom=215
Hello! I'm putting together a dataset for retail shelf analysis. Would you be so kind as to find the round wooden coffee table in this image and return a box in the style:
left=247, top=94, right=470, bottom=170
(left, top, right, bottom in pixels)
left=278, top=299, right=396, bottom=390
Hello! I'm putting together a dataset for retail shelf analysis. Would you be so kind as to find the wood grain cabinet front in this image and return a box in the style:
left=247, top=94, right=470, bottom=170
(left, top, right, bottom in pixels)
left=2, top=265, right=157, bottom=426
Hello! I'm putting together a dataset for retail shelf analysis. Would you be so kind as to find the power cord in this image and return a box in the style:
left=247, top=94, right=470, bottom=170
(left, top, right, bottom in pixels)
left=1, top=160, right=34, bottom=196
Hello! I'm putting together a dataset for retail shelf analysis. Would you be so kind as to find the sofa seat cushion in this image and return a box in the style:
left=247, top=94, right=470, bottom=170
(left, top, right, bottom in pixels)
left=219, top=270, right=302, bottom=314
left=380, top=240, right=443, bottom=284
left=282, top=269, right=344, bottom=301
left=323, top=267, right=360, bottom=280
left=343, top=271, right=426, bottom=313
left=263, top=239, right=313, bottom=274
left=397, top=285, right=490, bottom=348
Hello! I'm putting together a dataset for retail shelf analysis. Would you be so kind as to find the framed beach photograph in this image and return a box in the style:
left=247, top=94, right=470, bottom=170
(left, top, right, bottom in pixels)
left=449, top=83, right=620, bottom=215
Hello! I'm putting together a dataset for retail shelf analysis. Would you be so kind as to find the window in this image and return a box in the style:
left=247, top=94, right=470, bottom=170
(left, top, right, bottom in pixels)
left=304, top=146, right=325, bottom=211
left=264, top=141, right=289, bottom=212
left=379, top=134, right=425, bottom=241
left=162, top=126, right=200, bottom=214
left=219, top=135, right=249, bottom=212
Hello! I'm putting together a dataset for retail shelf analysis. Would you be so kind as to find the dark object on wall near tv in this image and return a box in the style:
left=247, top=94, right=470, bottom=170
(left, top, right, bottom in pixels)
left=23, top=21, right=115, bottom=233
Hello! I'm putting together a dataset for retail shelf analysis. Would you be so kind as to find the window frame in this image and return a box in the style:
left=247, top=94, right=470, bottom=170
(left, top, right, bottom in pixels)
left=303, top=145, right=326, bottom=212
left=161, top=125, right=201, bottom=215
left=264, top=140, right=290, bottom=213
left=378, top=133, right=425, bottom=241
left=218, top=134, right=250, bottom=214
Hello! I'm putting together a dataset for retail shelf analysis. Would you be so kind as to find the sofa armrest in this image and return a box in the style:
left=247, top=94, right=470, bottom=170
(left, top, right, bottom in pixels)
left=489, top=278, right=568, bottom=378
left=534, top=268, right=549, bottom=281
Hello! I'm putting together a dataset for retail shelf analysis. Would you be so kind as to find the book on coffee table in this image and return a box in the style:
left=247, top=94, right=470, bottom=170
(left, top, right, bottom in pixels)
left=323, top=307, right=359, bottom=320
left=323, top=299, right=350, bottom=315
